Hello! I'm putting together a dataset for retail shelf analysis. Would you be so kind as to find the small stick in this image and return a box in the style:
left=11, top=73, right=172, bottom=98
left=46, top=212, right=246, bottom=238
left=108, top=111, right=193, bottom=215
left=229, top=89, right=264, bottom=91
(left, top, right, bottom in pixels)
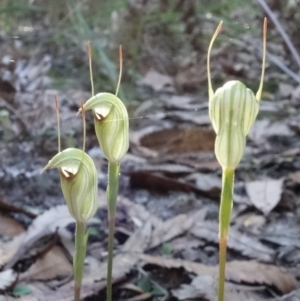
left=257, top=0, right=300, bottom=69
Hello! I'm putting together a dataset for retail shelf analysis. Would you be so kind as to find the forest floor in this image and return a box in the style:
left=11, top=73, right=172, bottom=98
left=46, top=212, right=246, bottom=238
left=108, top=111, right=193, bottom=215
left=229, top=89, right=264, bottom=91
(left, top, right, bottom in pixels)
left=0, top=1, right=300, bottom=300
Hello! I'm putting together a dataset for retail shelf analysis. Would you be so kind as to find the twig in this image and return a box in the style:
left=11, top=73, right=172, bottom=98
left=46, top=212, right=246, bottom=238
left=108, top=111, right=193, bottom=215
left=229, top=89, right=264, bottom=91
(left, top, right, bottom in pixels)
left=256, top=0, right=300, bottom=70
left=230, top=38, right=300, bottom=85
left=266, top=52, right=300, bottom=84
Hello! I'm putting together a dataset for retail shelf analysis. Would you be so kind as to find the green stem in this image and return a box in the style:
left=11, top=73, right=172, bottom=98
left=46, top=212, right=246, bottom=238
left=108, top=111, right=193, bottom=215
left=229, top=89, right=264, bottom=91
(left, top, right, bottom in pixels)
left=218, top=167, right=235, bottom=301
left=74, top=221, right=87, bottom=301
left=106, top=161, right=120, bottom=301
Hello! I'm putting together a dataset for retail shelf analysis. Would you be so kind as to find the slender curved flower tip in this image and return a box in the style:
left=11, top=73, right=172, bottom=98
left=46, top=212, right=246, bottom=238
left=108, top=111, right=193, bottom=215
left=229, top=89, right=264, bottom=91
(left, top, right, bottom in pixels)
left=80, top=92, right=129, bottom=163
left=208, top=18, right=267, bottom=103
left=41, top=148, right=98, bottom=223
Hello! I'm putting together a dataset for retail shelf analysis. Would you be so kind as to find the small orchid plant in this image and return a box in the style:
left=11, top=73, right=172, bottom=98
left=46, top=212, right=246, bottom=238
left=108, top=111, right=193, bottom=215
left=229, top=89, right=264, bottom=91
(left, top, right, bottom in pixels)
left=207, top=18, right=267, bottom=301
left=80, top=44, right=129, bottom=301
left=42, top=98, right=98, bottom=301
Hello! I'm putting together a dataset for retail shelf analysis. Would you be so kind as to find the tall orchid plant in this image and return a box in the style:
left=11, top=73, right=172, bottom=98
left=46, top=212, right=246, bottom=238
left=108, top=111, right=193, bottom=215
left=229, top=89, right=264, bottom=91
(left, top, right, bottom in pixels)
left=80, top=44, right=129, bottom=301
left=42, top=99, right=98, bottom=301
left=207, top=19, right=267, bottom=301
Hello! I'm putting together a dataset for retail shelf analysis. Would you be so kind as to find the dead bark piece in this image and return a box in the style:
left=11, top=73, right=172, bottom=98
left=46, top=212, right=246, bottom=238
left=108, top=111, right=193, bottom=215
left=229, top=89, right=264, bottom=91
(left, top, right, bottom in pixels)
left=139, top=254, right=297, bottom=294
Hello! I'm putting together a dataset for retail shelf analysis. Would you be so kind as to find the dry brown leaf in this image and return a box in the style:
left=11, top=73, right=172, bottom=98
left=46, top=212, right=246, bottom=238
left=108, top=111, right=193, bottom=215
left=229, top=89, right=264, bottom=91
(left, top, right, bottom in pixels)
left=191, top=221, right=274, bottom=262
left=139, top=254, right=297, bottom=294
left=226, top=261, right=297, bottom=294
left=119, top=195, right=206, bottom=249
left=5, top=205, right=77, bottom=268
left=123, top=219, right=152, bottom=253
left=0, top=214, right=25, bottom=237
left=0, top=235, right=25, bottom=267
left=97, top=191, right=160, bottom=228
left=139, top=127, right=215, bottom=154
left=169, top=236, right=204, bottom=251
left=172, top=274, right=268, bottom=301
left=245, top=179, right=284, bottom=215
left=139, top=253, right=216, bottom=276
left=149, top=208, right=207, bottom=249
left=19, top=246, right=72, bottom=281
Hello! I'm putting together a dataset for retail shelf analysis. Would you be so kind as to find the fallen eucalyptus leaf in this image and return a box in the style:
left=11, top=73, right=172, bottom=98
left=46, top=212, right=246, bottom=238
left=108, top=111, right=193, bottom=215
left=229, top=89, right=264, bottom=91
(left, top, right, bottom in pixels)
left=246, top=178, right=284, bottom=215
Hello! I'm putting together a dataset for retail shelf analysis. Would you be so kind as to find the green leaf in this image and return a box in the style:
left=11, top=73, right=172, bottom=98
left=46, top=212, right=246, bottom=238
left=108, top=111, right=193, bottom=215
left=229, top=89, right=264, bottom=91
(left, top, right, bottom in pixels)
left=151, top=285, right=165, bottom=297
left=88, top=226, right=100, bottom=237
left=161, top=243, right=173, bottom=255
left=137, top=277, right=152, bottom=293
left=12, top=285, right=32, bottom=297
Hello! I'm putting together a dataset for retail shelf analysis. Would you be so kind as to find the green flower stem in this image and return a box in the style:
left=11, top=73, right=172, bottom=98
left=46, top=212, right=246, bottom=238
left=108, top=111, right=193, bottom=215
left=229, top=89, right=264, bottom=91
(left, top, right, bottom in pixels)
left=218, top=167, right=235, bottom=301
left=74, top=221, right=88, bottom=301
left=106, top=161, right=120, bottom=301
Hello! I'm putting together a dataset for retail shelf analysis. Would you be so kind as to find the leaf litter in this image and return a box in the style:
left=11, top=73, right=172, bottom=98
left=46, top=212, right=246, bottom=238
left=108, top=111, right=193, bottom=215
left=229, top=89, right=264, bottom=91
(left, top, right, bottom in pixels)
left=1, top=2, right=300, bottom=300
left=139, top=254, right=297, bottom=294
